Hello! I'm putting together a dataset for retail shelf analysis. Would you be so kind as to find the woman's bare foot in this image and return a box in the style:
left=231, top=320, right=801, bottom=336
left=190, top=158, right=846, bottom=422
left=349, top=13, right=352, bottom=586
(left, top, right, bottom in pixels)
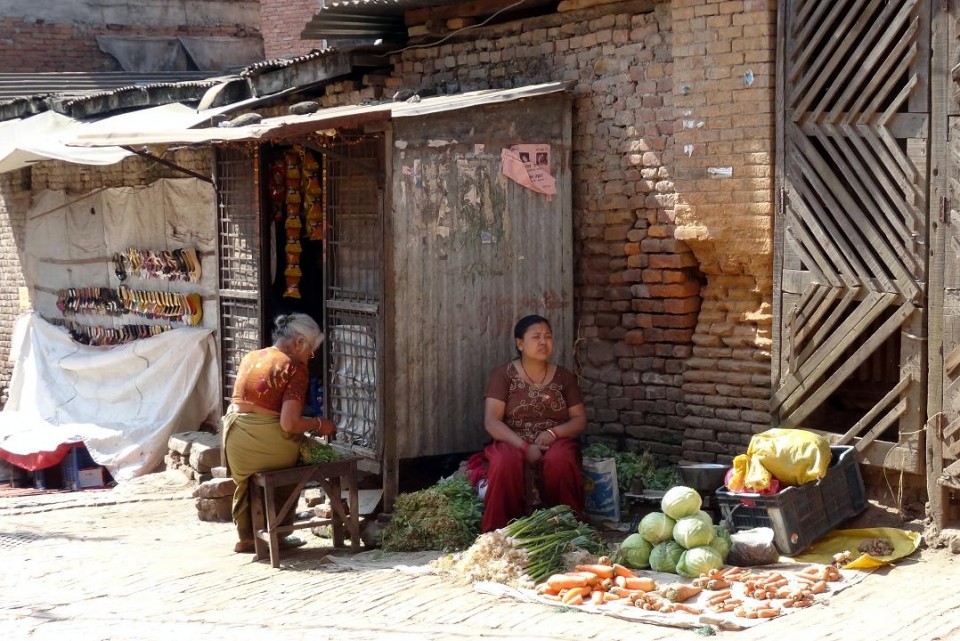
left=234, top=540, right=255, bottom=553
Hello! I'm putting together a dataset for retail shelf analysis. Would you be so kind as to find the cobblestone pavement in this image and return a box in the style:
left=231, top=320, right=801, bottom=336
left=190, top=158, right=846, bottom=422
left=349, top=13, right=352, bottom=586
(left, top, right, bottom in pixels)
left=2, top=473, right=959, bottom=641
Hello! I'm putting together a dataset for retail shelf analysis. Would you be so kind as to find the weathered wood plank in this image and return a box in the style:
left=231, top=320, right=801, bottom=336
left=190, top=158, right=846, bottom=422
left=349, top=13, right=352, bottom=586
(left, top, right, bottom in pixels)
left=854, top=397, right=908, bottom=452
left=780, top=300, right=913, bottom=422
left=835, top=374, right=913, bottom=445
left=773, top=291, right=891, bottom=408
left=927, top=0, right=951, bottom=527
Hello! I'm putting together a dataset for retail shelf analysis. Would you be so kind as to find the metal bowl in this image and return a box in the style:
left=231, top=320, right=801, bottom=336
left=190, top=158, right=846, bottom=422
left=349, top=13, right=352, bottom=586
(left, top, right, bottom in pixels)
left=676, top=463, right=730, bottom=492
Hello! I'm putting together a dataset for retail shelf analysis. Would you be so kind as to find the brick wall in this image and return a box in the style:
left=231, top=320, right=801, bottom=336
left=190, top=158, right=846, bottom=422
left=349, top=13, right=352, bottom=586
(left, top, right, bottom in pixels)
left=338, top=0, right=777, bottom=463
left=259, top=0, right=326, bottom=59
left=0, top=169, right=30, bottom=405
left=312, top=3, right=705, bottom=461
left=671, top=0, right=777, bottom=462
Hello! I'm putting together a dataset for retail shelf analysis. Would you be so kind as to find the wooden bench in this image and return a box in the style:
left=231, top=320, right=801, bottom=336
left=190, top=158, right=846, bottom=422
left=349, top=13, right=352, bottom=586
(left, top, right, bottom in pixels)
left=249, top=458, right=361, bottom=568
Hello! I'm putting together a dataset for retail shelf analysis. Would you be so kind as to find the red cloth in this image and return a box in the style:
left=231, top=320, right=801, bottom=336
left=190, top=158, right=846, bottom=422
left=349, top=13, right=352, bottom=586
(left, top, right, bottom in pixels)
left=479, top=438, right=584, bottom=532
left=0, top=441, right=77, bottom=472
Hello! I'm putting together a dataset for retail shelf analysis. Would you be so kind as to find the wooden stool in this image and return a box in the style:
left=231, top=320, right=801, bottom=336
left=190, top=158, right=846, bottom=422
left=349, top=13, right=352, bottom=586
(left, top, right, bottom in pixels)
left=249, top=458, right=361, bottom=568
left=522, top=464, right=543, bottom=515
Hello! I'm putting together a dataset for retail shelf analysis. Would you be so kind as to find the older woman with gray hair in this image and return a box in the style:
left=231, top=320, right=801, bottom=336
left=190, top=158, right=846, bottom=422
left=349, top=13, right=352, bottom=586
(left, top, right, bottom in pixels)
left=223, top=313, right=335, bottom=553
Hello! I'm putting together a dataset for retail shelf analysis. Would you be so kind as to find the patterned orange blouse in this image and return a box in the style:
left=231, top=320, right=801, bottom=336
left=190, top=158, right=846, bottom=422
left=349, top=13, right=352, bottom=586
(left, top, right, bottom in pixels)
left=231, top=346, right=309, bottom=413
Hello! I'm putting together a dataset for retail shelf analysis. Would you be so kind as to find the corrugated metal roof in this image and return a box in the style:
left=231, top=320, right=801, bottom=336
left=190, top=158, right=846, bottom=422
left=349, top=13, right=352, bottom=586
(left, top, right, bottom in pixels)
left=0, top=72, right=219, bottom=101
left=67, top=81, right=572, bottom=148
left=240, top=48, right=341, bottom=77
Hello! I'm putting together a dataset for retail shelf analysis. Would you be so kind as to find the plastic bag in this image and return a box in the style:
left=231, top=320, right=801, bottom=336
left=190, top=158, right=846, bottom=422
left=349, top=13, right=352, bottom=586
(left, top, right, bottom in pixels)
left=728, top=428, right=830, bottom=491
left=727, top=527, right=780, bottom=566
left=583, top=456, right=620, bottom=523
left=725, top=466, right=780, bottom=495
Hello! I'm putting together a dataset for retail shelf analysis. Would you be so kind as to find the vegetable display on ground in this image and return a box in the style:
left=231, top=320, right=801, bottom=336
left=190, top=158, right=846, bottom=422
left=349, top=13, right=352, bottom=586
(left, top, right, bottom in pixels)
left=379, top=476, right=484, bottom=552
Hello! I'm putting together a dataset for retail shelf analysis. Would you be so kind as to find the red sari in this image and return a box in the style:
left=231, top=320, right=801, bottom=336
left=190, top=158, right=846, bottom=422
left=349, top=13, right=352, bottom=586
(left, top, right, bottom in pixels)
left=472, top=362, right=585, bottom=532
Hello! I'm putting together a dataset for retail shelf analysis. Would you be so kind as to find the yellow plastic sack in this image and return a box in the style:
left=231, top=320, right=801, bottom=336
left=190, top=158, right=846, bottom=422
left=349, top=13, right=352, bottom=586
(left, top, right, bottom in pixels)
left=728, top=452, right=773, bottom=492
left=790, top=527, right=922, bottom=569
left=735, top=428, right=831, bottom=490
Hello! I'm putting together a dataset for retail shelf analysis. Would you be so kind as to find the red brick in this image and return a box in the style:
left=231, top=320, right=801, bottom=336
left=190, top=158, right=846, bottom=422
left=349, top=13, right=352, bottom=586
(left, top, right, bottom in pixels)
left=649, top=282, right=702, bottom=298
left=664, top=297, right=702, bottom=314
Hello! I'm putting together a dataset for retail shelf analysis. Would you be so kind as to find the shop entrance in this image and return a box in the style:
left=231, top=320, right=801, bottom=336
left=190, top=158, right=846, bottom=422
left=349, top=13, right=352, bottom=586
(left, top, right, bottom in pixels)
left=258, top=131, right=385, bottom=460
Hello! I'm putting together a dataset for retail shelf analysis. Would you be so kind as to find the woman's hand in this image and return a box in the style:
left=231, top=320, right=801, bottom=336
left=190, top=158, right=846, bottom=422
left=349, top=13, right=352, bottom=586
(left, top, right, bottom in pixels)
left=315, top=417, right=336, bottom=437
left=533, top=429, right=557, bottom=450
left=524, top=441, right=544, bottom=465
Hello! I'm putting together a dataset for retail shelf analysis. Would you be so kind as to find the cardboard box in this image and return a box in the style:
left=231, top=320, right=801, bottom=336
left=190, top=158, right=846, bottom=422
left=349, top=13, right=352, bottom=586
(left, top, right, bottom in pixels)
left=78, top=467, right=105, bottom=489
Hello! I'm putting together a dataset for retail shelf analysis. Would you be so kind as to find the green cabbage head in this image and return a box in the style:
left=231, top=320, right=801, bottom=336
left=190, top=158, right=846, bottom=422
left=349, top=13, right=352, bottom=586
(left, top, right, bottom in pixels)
left=619, top=533, right=654, bottom=569
left=676, top=545, right=724, bottom=578
left=638, top=512, right=676, bottom=544
left=709, top=524, right=732, bottom=562
left=673, top=516, right=715, bottom=549
left=661, top=486, right=702, bottom=520
left=649, top=540, right=685, bottom=574
left=691, top=510, right=713, bottom=527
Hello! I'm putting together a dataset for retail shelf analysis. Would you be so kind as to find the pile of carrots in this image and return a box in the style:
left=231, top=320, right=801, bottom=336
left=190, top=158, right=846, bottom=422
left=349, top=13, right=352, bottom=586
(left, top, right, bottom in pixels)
left=533, top=561, right=845, bottom=621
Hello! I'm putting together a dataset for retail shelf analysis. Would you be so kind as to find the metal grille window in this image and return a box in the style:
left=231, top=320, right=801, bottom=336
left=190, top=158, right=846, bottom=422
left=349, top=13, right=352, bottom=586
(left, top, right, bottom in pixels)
left=319, top=133, right=383, bottom=455
left=215, top=145, right=262, bottom=407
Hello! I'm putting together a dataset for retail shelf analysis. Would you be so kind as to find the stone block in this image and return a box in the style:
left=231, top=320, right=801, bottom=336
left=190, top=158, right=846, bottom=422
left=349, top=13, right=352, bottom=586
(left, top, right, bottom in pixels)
left=196, top=496, right=232, bottom=522
left=193, top=477, right=236, bottom=499
left=168, top=431, right=219, bottom=457
left=189, top=441, right=222, bottom=472
left=211, top=466, right=229, bottom=478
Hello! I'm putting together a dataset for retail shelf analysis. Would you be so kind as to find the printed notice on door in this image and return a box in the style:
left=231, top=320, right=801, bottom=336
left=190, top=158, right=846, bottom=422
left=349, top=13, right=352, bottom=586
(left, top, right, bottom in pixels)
left=500, top=143, right=556, bottom=199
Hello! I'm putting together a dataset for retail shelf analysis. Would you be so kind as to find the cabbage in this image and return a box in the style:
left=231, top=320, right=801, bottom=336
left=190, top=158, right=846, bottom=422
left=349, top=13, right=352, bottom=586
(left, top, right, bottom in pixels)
left=619, top=533, right=654, bottom=569
left=691, top=510, right=713, bottom=527
left=709, top=524, right=732, bottom=561
left=673, top=516, right=715, bottom=549
left=638, top=512, right=676, bottom=544
left=649, top=540, right=685, bottom=573
left=661, top=486, right=702, bottom=520
left=676, top=545, right=723, bottom=578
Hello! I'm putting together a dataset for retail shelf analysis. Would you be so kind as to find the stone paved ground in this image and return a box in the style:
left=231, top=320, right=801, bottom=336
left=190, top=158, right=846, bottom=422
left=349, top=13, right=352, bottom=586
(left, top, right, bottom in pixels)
left=2, top=473, right=959, bottom=641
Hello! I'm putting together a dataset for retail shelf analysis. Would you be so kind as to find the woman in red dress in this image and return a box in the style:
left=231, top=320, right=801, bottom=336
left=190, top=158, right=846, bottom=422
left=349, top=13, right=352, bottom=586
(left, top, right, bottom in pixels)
left=477, top=315, right=586, bottom=532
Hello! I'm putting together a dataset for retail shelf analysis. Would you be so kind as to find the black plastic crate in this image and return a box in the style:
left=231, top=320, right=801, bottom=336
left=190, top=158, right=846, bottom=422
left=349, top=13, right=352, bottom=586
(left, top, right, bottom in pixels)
left=820, top=446, right=868, bottom=525
left=716, top=445, right=866, bottom=555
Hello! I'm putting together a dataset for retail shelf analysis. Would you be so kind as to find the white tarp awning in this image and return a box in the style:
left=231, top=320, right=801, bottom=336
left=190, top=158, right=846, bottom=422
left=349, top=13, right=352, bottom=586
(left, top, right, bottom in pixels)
left=0, top=102, right=225, bottom=174
left=65, top=81, right=573, bottom=148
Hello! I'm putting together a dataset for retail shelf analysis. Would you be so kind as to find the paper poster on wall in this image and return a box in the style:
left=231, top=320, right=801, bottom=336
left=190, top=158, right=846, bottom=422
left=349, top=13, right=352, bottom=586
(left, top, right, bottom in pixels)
left=500, top=143, right=556, bottom=199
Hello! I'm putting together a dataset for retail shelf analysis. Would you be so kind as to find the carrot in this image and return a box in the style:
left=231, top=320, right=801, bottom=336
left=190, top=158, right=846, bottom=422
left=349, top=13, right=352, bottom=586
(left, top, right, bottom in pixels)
left=810, top=580, right=827, bottom=594
left=757, top=608, right=781, bottom=618
left=546, top=574, right=589, bottom=591
left=601, top=592, right=621, bottom=602
left=537, top=585, right=560, bottom=596
left=575, top=564, right=615, bottom=580
left=590, top=590, right=604, bottom=606
left=614, top=575, right=626, bottom=588
left=613, top=564, right=637, bottom=578
left=623, top=577, right=657, bottom=592
left=719, top=566, right=742, bottom=577
left=566, top=594, right=584, bottom=606
left=673, top=604, right=703, bottom=615
left=658, top=583, right=702, bottom=603
left=562, top=586, right=589, bottom=604
left=706, top=590, right=732, bottom=605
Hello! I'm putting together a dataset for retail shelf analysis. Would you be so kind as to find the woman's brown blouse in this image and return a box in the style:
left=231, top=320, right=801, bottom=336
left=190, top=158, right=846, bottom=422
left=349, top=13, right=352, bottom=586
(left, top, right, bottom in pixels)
left=484, top=362, right=584, bottom=442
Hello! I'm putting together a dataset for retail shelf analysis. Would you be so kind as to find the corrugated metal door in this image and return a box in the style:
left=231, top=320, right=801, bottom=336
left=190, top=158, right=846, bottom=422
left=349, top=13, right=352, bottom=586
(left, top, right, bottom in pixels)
left=773, top=0, right=929, bottom=473
left=215, top=146, right=263, bottom=408
left=387, top=94, right=574, bottom=459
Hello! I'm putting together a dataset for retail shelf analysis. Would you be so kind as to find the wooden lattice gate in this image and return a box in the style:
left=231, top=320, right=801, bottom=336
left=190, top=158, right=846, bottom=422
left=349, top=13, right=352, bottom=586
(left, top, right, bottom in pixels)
left=774, top=0, right=930, bottom=474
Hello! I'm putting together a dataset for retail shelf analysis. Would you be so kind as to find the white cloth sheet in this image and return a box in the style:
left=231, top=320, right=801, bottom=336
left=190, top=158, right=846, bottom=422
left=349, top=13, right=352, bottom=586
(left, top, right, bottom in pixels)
left=0, top=313, right=220, bottom=481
